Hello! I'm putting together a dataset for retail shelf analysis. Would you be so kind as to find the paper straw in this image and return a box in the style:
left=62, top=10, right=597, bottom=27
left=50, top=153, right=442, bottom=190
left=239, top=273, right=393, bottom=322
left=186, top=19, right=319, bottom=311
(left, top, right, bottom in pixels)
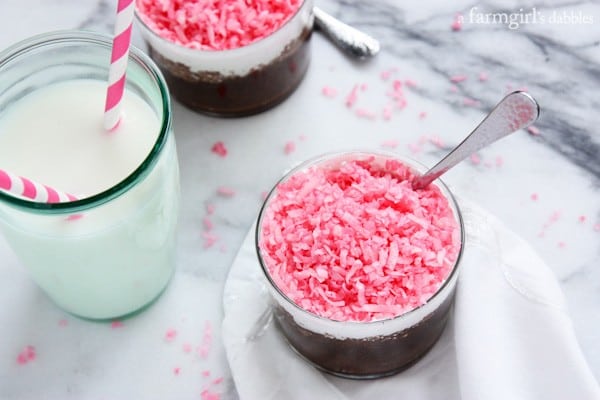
left=0, top=168, right=77, bottom=203
left=104, top=0, right=135, bottom=131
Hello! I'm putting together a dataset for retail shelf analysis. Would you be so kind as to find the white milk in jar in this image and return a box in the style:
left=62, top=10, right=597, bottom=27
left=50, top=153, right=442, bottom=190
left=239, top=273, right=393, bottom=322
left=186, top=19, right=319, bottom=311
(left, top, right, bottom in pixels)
left=0, top=79, right=179, bottom=319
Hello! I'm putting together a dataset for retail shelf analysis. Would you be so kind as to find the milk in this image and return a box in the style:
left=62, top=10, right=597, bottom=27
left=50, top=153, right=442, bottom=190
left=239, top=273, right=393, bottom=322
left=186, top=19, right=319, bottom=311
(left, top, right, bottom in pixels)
left=0, top=79, right=180, bottom=319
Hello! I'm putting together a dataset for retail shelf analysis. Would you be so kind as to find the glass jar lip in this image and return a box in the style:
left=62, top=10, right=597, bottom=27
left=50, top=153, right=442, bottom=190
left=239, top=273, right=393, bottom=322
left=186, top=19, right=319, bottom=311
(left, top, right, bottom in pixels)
left=134, top=0, right=312, bottom=54
left=255, top=150, right=465, bottom=327
left=0, top=30, right=172, bottom=215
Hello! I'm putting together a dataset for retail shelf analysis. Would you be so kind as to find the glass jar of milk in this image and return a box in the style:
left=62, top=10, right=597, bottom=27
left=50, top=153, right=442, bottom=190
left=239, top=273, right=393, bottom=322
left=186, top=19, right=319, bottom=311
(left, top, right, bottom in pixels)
left=0, top=31, right=180, bottom=320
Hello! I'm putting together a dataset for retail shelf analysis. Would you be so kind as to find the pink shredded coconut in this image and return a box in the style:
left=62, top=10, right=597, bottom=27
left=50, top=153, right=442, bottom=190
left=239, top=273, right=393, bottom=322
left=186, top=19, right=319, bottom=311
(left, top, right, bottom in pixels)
left=217, top=186, right=235, bottom=197
left=284, top=141, right=296, bottom=155
left=594, top=223, right=600, bottom=232
left=578, top=215, right=586, bottom=223
left=58, top=319, right=68, bottom=327
left=321, top=86, right=338, bottom=98
left=530, top=193, right=539, bottom=201
left=345, top=85, right=359, bottom=108
left=355, top=108, right=377, bottom=120
left=165, top=328, right=178, bottom=342
left=206, top=203, right=216, bottom=215
left=16, top=345, right=36, bottom=365
left=201, top=389, right=221, bottom=400
left=527, top=125, right=541, bottom=136
left=451, top=13, right=463, bottom=31
left=111, top=320, right=124, bottom=329
left=418, top=111, right=427, bottom=119
left=450, top=75, right=468, bottom=83
left=211, top=141, right=228, bottom=158
left=381, top=140, right=399, bottom=148
left=136, top=0, right=303, bottom=51
left=478, top=72, right=489, bottom=82
left=259, top=157, right=461, bottom=322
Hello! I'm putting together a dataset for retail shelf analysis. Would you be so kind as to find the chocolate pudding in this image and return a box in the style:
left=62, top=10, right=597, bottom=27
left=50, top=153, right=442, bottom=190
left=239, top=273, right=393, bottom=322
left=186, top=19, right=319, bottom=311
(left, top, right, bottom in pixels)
left=147, top=30, right=311, bottom=116
left=273, top=290, right=455, bottom=378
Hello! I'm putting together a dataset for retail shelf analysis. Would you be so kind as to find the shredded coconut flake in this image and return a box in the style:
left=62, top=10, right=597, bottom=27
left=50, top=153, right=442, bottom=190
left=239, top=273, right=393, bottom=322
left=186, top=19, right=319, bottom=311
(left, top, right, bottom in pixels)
left=211, top=141, right=228, bottom=158
left=259, top=157, right=461, bottom=322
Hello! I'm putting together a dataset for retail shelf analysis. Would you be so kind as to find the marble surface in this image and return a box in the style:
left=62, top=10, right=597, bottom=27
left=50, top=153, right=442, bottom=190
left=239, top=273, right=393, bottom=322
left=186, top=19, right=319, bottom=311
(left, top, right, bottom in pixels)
left=1, top=0, right=599, bottom=399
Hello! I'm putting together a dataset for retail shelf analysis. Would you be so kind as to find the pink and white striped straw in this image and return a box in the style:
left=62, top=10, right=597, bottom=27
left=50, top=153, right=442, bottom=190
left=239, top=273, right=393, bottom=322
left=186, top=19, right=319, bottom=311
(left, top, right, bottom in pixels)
left=104, top=0, right=135, bottom=131
left=0, top=168, right=77, bottom=203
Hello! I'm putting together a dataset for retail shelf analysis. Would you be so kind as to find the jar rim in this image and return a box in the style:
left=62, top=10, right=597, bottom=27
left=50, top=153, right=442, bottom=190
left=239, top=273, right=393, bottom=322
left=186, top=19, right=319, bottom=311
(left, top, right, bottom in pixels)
left=0, top=30, right=172, bottom=214
left=255, top=150, right=465, bottom=327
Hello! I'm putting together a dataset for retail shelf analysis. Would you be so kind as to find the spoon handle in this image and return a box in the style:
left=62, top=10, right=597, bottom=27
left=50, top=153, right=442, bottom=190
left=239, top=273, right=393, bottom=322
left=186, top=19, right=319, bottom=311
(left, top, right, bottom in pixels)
left=413, top=91, right=540, bottom=189
left=313, top=6, right=380, bottom=59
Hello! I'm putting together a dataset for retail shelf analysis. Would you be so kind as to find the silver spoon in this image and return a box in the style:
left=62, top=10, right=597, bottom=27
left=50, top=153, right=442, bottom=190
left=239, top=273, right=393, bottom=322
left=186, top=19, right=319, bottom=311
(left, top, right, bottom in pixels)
left=313, top=6, right=380, bottom=59
left=412, top=91, right=540, bottom=190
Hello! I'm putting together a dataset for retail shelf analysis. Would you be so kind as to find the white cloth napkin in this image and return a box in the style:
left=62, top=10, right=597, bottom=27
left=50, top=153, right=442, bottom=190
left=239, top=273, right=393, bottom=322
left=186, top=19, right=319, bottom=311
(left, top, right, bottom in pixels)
left=222, top=200, right=600, bottom=400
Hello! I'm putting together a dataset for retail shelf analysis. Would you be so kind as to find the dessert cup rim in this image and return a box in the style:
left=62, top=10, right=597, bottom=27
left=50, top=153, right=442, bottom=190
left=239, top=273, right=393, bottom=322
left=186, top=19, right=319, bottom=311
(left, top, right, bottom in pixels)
left=134, top=0, right=313, bottom=54
left=255, top=150, right=465, bottom=327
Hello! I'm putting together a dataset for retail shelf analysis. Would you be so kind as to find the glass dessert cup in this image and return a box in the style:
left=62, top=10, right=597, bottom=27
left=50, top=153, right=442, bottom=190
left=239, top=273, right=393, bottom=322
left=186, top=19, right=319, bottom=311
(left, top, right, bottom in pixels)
left=255, top=151, right=464, bottom=379
left=135, top=0, right=314, bottom=117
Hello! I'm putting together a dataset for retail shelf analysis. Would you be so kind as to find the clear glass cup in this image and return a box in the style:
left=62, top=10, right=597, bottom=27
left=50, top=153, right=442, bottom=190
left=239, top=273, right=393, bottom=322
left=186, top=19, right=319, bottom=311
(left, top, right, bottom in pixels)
left=0, top=31, right=180, bottom=320
left=135, top=0, right=314, bottom=116
left=256, top=151, right=464, bottom=379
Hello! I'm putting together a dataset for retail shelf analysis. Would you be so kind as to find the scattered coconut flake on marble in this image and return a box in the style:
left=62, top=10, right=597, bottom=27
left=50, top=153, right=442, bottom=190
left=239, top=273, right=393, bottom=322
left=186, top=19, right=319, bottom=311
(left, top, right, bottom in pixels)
left=202, top=231, right=219, bottom=248
left=594, top=223, right=600, bottom=232
left=478, top=72, right=489, bottom=82
left=111, top=320, right=124, bottom=329
left=451, top=13, right=463, bottom=31
left=463, top=97, right=480, bottom=107
left=202, top=370, right=211, bottom=377
left=538, top=210, right=561, bottom=237
left=429, top=136, right=445, bottom=149
left=259, top=157, right=461, bottom=322
left=381, top=139, right=399, bottom=148
left=380, top=68, right=397, bottom=81
left=298, top=134, right=307, bottom=141
left=16, top=345, right=36, bottom=365
left=418, top=111, right=427, bottom=119
left=495, top=156, right=504, bottom=167
left=216, top=187, right=235, bottom=197
left=382, top=105, right=393, bottom=120
left=557, top=241, right=566, bottom=248
left=58, top=319, right=68, bottom=327
left=360, top=83, right=368, bottom=91
left=355, top=108, right=377, bottom=120
left=284, top=141, right=296, bottom=155
left=321, top=86, right=338, bottom=98
left=450, top=75, right=468, bottom=83
left=212, top=377, right=224, bottom=385
left=197, top=321, right=213, bottom=359
left=469, top=153, right=481, bottom=165
left=136, top=0, right=303, bottom=51
left=211, top=141, right=228, bottom=158
left=183, top=343, right=193, bottom=353
left=530, top=193, right=539, bottom=201
left=527, top=125, right=541, bottom=136
left=165, top=328, right=178, bottom=342
left=203, top=216, right=214, bottom=231
left=201, top=389, right=221, bottom=400
left=206, top=204, right=216, bottom=217
left=404, top=79, right=418, bottom=88
left=578, top=215, right=586, bottom=223
left=450, top=85, right=459, bottom=93
left=173, top=367, right=181, bottom=375
left=345, top=85, right=359, bottom=108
